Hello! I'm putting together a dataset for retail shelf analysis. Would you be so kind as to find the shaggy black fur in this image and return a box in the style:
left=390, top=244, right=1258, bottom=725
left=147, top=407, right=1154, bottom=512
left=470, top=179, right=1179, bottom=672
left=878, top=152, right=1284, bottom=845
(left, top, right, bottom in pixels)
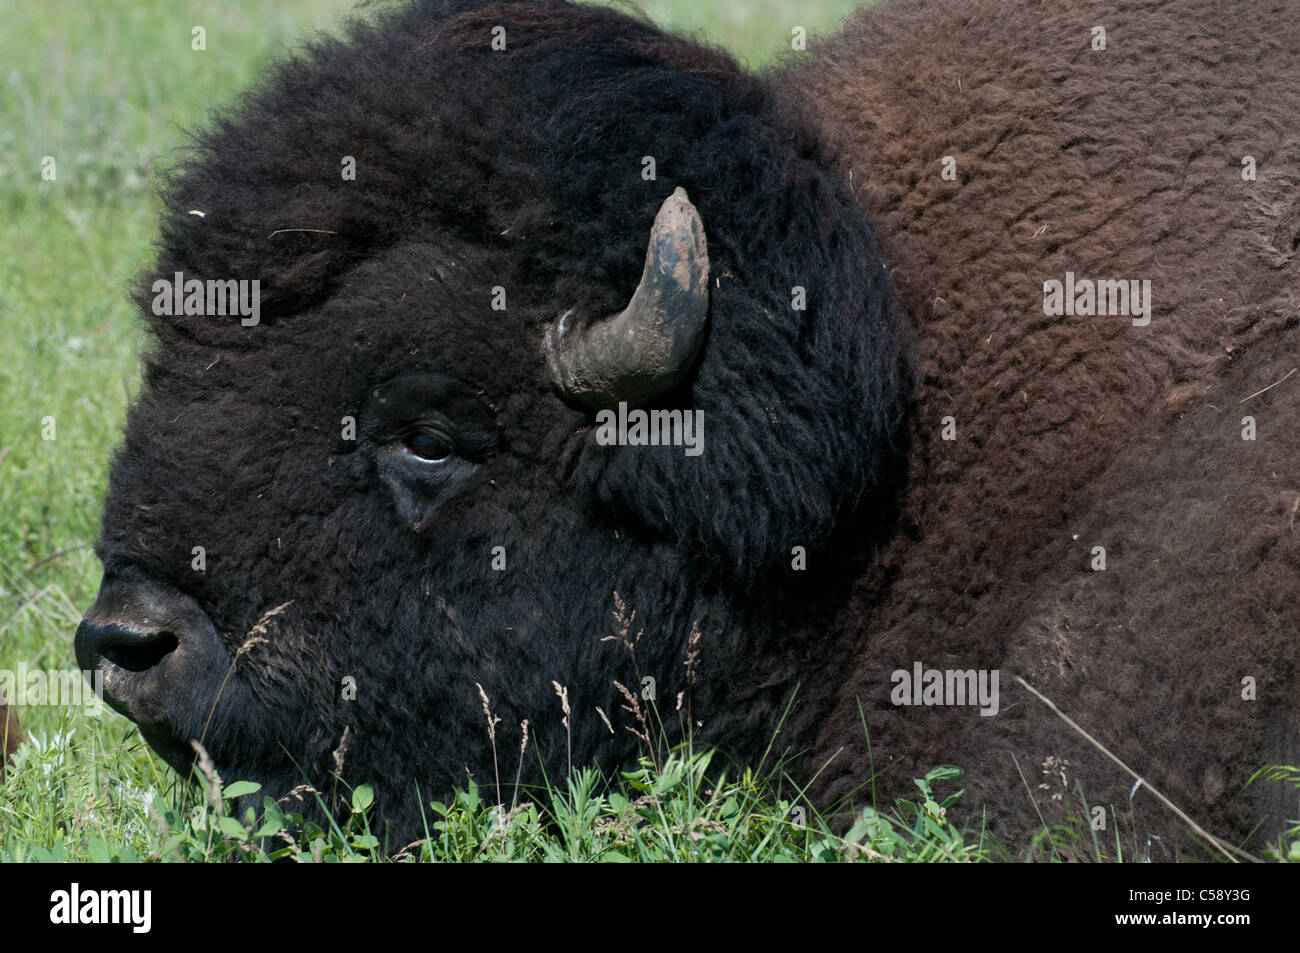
left=93, top=0, right=910, bottom=846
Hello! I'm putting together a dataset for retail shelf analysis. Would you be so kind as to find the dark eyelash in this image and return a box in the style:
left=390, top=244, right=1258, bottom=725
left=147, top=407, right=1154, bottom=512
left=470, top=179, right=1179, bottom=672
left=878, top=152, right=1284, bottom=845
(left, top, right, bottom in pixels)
left=402, top=430, right=455, bottom=461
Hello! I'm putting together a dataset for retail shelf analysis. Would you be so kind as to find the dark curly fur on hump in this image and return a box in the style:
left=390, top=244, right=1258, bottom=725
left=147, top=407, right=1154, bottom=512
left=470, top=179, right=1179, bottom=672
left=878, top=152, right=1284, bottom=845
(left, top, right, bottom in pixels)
left=784, top=0, right=1300, bottom=857
left=93, top=0, right=910, bottom=846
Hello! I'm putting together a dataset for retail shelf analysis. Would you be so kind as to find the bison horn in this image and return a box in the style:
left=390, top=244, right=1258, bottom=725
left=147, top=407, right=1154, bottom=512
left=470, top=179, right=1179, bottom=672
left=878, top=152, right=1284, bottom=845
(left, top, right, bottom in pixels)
left=546, top=187, right=710, bottom=410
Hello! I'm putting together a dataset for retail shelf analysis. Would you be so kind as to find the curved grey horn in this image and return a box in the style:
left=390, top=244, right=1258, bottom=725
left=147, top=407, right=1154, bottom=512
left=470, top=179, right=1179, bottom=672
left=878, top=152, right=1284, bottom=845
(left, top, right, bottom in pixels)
left=546, top=187, right=710, bottom=411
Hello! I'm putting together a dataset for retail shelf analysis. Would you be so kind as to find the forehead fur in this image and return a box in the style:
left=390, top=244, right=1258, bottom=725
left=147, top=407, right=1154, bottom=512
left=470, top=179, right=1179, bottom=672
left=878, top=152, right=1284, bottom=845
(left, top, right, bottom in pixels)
left=137, top=0, right=803, bottom=343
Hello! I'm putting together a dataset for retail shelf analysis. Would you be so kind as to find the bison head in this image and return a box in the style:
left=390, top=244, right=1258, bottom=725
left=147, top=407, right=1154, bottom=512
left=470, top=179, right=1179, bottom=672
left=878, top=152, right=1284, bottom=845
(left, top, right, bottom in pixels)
left=75, top=0, right=910, bottom=842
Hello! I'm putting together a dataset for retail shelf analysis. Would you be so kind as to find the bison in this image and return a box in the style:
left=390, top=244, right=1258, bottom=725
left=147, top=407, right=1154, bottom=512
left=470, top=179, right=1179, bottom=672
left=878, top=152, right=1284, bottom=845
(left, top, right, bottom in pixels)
left=75, top=0, right=1298, bottom=857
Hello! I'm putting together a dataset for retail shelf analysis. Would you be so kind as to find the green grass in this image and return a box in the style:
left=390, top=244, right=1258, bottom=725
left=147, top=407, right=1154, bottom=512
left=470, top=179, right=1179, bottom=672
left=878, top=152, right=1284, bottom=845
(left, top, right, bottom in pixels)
left=0, top=731, right=991, bottom=863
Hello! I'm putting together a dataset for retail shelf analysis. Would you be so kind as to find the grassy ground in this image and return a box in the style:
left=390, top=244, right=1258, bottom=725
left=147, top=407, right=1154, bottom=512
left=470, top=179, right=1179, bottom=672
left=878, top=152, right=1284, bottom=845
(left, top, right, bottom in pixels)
left=4, top=0, right=1287, bottom=863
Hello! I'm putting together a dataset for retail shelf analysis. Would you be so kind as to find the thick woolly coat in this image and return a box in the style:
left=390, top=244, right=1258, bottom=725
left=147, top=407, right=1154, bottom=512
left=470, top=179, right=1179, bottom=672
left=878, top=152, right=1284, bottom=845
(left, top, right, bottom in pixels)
left=784, top=0, right=1300, bottom=855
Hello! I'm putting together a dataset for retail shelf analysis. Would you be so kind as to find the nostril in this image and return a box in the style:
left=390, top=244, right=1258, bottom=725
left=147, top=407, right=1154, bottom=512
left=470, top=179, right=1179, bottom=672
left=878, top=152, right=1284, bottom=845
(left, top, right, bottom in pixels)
left=78, top=621, right=180, bottom=674
left=102, top=631, right=180, bottom=673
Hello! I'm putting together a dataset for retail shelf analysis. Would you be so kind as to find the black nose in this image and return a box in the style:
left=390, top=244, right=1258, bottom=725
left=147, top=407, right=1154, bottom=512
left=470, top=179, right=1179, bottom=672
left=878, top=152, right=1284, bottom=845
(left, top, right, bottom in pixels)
left=75, top=621, right=179, bottom=674
left=75, top=572, right=227, bottom=734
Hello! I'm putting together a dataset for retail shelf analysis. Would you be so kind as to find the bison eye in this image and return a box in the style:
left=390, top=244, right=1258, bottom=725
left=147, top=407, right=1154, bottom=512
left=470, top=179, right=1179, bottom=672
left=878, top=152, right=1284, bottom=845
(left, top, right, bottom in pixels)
left=403, top=431, right=454, bottom=462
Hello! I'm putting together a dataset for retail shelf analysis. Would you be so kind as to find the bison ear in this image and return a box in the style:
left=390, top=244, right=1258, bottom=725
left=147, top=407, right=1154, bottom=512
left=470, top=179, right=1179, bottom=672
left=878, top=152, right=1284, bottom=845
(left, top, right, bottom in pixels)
left=545, top=187, right=709, bottom=411
left=574, top=173, right=911, bottom=584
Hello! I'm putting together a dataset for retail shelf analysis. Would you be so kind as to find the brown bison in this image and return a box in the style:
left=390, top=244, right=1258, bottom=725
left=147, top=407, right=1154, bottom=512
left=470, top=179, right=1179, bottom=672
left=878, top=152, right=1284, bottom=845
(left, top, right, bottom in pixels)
left=75, top=0, right=1298, bottom=857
